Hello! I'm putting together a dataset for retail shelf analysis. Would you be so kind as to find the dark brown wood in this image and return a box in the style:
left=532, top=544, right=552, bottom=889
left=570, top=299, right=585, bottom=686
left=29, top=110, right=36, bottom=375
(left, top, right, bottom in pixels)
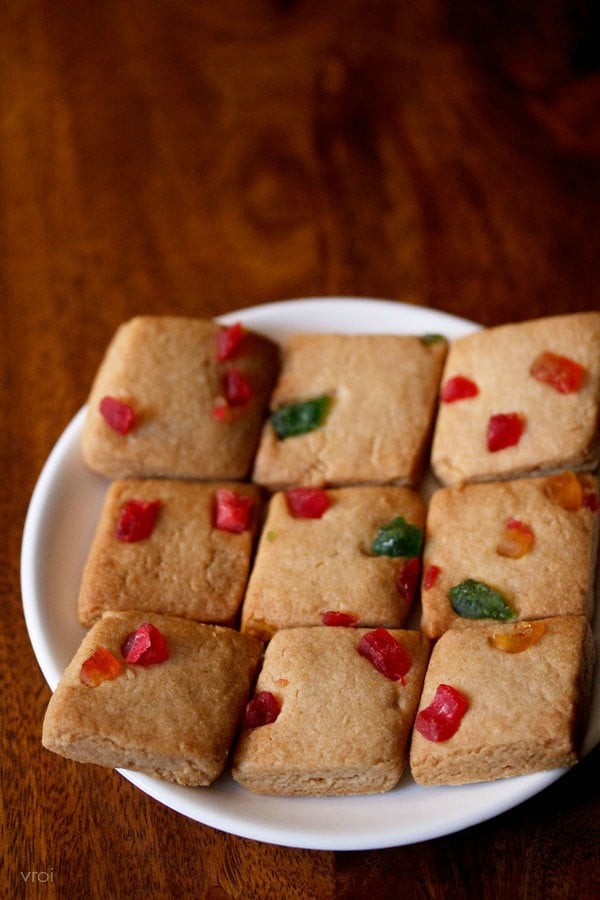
left=2, top=1, right=599, bottom=897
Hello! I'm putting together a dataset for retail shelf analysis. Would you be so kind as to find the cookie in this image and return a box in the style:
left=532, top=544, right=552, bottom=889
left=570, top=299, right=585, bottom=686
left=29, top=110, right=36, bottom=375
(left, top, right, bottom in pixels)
left=420, top=473, right=599, bottom=639
left=252, top=332, right=447, bottom=488
left=42, top=612, right=263, bottom=786
left=78, top=479, right=262, bottom=628
left=430, top=313, right=600, bottom=485
left=232, top=626, right=430, bottom=796
left=241, top=485, right=425, bottom=639
left=409, top=615, right=595, bottom=785
left=81, top=316, right=280, bottom=479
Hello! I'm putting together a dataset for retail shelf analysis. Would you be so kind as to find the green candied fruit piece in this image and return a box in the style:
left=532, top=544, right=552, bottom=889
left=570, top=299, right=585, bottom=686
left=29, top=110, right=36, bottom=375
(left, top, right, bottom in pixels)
left=371, top=517, right=423, bottom=557
left=271, top=395, right=331, bottom=439
left=420, top=333, right=447, bottom=346
left=449, top=579, right=516, bottom=621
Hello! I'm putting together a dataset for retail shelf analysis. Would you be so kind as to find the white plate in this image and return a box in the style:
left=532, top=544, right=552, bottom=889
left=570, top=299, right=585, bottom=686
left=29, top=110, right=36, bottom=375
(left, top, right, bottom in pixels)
left=21, top=297, right=600, bottom=851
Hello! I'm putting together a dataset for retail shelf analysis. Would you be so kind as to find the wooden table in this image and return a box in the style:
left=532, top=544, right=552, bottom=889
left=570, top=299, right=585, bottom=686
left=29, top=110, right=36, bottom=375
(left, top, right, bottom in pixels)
left=2, top=1, right=599, bottom=896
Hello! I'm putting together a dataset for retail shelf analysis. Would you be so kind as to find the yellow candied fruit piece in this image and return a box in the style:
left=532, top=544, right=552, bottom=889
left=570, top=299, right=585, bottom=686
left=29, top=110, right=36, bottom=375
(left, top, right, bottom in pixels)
left=243, top=620, right=275, bottom=642
left=544, top=471, right=583, bottom=511
left=491, top=621, right=547, bottom=654
left=496, top=521, right=534, bottom=559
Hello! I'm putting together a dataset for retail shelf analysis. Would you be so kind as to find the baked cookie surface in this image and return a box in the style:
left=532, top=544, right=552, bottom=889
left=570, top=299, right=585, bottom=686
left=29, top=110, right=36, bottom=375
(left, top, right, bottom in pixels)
left=232, top=626, right=430, bottom=796
left=81, top=316, right=280, bottom=479
left=42, top=612, right=263, bottom=786
left=430, top=313, right=600, bottom=485
left=409, top=615, right=595, bottom=785
left=241, top=485, right=425, bottom=638
left=252, top=332, right=447, bottom=488
left=78, top=479, right=262, bottom=627
left=420, top=474, right=599, bottom=639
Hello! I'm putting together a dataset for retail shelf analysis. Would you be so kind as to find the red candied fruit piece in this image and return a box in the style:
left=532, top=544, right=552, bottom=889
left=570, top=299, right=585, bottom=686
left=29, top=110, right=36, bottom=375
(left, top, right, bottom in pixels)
left=211, top=400, right=231, bottom=422
left=115, top=499, right=161, bottom=542
left=579, top=475, right=599, bottom=512
left=286, top=487, right=331, bottom=519
left=99, top=395, right=136, bottom=435
left=321, top=610, right=359, bottom=627
left=414, top=683, right=469, bottom=742
left=80, top=647, right=123, bottom=686
left=212, top=367, right=252, bottom=420
left=423, top=564, right=441, bottom=590
left=530, top=351, right=586, bottom=394
left=584, top=492, right=599, bottom=512
left=216, top=321, right=245, bottom=362
left=214, top=488, right=254, bottom=533
left=358, top=627, right=412, bottom=683
left=244, top=691, right=281, bottom=728
left=396, top=557, right=420, bottom=605
left=121, top=622, right=169, bottom=665
left=487, top=412, right=525, bottom=452
left=440, top=375, right=479, bottom=403
left=223, top=368, right=252, bottom=407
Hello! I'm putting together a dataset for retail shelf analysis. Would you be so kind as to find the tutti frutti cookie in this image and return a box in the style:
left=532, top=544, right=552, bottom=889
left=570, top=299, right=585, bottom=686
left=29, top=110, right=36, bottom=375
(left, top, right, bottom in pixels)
left=430, top=313, right=600, bottom=486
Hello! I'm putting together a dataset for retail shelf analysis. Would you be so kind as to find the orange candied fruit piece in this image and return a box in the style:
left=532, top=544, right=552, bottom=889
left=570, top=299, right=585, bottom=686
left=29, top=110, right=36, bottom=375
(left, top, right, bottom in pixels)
left=544, top=471, right=583, bottom=511
left=496, top=518, right=534, bottom=559
left=80, top=647, right=123, bottom=686
left=530, top=351, right=585, bottom=394
left=491, top=620, right=546, bottom=654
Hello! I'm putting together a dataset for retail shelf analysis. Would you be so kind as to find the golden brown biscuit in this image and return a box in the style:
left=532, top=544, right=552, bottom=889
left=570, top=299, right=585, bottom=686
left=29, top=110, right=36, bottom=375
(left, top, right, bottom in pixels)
left=431, top=313, right=600, bottom=485
left=78, top=479, right=262, bottom=628
left=82, top=316, right=280, bottom=479
left=241, top=485, right=425, bottom=638
left=409, top=616, right=595, bottom=785
left=42, top=612, right=262, bottom=786
left=252, top=332, right=447, bottom=488
left=232, top=626, right=430, bottom=796
left=420, top=474, right=599, bottom=639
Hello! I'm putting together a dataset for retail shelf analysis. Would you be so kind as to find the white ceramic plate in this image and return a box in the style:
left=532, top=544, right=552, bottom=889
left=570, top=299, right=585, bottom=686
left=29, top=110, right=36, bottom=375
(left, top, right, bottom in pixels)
left=21, top=297, right=600, bottom=851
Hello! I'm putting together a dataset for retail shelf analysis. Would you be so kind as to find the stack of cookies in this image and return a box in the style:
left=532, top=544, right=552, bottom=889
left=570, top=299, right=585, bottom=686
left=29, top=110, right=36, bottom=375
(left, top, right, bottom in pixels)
left=42, top=311, right=600, bottom=797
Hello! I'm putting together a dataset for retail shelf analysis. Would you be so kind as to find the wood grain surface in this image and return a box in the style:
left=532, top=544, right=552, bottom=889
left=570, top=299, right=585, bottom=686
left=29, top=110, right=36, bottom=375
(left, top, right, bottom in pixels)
left=1, top=1, right=599, bottom=897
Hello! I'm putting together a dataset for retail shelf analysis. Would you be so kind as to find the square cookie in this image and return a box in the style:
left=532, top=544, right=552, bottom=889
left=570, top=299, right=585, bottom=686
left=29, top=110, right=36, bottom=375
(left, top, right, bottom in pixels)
left=430, top=313, right=600, bottom=485
left=78, top=479, right=262, bottom=628
left=42, top=612, right=263, bottom=786
left=409, top=615, right=595, bottom=785
left=232, top=626, right=430, bottom=796
left=81, top=316, right=280, bottom=479
left=252, top=332, right=447, bottom=488
left=240, top=485, right=426, bottom=639
left=420, top=474, right=599, bottom=639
